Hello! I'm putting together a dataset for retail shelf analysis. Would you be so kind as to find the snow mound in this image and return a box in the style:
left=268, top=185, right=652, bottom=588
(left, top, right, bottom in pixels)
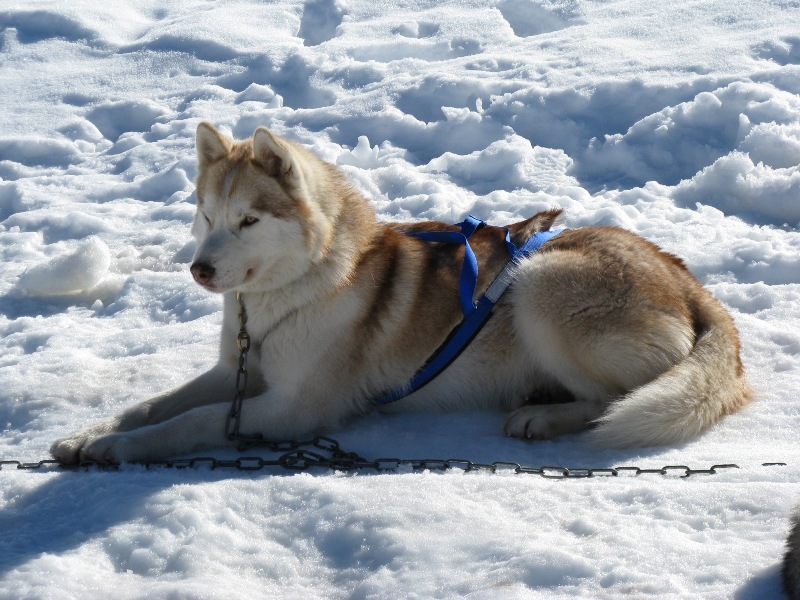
left=16, top=238, right=111, bottom=297
left=576, top=82, right=800, bottom=190
left=674, top=153, right=800, bottom=227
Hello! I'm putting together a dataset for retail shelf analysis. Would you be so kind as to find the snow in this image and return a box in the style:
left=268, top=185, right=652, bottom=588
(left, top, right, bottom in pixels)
left=14, top=237, right=111, bottom=297
left=0, top=0, right=799, bottom=597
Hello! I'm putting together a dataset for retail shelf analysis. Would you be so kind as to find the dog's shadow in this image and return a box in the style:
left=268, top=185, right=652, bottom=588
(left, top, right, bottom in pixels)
left=0, top=461, right=272, bottom=577
left=0, top=411, right=665, bottom=577
left=0, top=466, right=177, bottom=576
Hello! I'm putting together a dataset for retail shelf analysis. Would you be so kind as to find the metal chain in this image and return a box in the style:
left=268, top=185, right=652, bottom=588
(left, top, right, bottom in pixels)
left=224, top=291, right=264, bottom=445
left=1, top=293, right=788, bottom=476
left=0, top=441, right=788, bottom=477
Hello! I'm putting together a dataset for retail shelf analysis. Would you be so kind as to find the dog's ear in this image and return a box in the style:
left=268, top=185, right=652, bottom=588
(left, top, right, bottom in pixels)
left=252, top=127, right=300, bottom=183
left=506, top=209, right=563, bottom=247
left=196, top=122, right=231, bottom=167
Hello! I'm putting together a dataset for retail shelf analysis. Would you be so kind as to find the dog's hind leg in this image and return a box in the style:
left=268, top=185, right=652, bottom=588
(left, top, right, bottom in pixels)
left=502, top=342, right=620, bottom=441
left=506, top=244, right=695, bottom=443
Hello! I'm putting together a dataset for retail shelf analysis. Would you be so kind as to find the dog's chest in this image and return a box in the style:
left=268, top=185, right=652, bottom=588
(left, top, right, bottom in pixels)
left=239, top=290, right=359, bottom=379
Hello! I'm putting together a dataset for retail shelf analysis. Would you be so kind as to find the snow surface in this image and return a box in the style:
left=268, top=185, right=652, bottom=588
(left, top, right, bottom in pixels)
left=1, top=0, right=799, bottom=597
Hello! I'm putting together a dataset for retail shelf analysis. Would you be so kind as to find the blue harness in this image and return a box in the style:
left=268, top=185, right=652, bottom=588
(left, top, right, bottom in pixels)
left=375, top=215, right=564, bottom=405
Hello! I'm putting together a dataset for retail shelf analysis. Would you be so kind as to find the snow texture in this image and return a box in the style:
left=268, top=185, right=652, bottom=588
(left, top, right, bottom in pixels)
left=0, top=0, right=799, bottom=598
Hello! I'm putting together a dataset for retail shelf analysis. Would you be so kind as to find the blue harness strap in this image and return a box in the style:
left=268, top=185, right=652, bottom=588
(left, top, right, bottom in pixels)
left=407, top=215, right=484, bottom=316
left=375, top=216, right=564, bottom=405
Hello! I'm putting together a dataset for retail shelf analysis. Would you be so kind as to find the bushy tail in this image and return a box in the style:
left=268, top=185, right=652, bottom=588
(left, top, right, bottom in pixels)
left=589, top=296, right=752, bottom=448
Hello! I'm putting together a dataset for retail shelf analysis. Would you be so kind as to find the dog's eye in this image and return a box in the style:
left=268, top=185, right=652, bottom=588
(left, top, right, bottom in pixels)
left=240, top=216, right=259, bottom=228
left=202, top=213, right=211, bottom=226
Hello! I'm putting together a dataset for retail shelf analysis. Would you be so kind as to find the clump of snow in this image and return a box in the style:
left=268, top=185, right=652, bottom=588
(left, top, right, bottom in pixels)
left=427, top=135, right=577, bottom=195
left=235, top=83, right=284, bottom=107
left=739, top=121, right=800, bottom=169
left=337, top=136, right=384, bottom=168
left=15, top=238, right=111, bottom=297
left=674, top=152, right=800, bottom=227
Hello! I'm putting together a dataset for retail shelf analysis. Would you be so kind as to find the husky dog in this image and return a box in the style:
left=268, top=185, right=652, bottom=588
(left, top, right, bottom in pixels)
left=786, top=509, right=800, bottom=600
left=51, top=123, right=752, bottom=464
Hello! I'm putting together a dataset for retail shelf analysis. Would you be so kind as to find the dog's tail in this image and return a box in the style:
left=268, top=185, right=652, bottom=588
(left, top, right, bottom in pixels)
left=589, top=292, right=752, bottom=448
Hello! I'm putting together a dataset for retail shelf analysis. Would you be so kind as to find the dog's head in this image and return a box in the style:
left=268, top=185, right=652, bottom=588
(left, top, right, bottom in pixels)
left=190, top=123, right=335, bottom=293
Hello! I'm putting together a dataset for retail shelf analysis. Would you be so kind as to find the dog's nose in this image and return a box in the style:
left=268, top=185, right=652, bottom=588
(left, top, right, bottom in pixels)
left=190, top=262, right=215, bottom=284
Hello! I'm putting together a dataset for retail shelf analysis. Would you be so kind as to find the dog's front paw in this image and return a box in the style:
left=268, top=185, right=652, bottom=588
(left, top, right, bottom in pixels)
left=78, top=433, right=134, bottom=465
left=51, top=431, right=130, bottom=465
left=50, top=434, right=89, bottom=465
left=51, top=419, right=120, bottom=465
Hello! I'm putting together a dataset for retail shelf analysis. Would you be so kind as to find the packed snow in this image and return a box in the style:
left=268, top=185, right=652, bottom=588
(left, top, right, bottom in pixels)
left=1, top=0, right=799, bottom=597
